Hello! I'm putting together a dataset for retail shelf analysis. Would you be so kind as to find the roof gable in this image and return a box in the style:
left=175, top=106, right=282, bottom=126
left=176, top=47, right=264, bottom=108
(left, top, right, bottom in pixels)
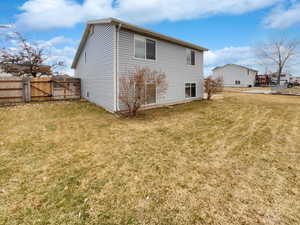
left=213, top=64, right=258, bottom=72
left=72, top=18, right=208, bottom=69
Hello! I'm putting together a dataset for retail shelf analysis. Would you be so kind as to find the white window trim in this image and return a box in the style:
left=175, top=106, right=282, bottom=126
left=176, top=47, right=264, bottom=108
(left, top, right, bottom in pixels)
left=185, top=82, right=197, bottom=99
left=133, top=34, right=157, bottom=62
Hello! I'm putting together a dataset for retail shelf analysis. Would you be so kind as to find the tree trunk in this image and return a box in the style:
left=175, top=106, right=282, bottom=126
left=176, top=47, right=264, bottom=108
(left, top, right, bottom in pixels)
left=207, top=91, right=212, bottom=100
left=277, top=67, right=282, bottom=86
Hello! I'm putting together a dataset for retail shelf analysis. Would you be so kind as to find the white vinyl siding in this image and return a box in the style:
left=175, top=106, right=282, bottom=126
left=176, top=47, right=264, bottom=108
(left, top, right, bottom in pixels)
left=74, top=24, right=115, bottom=111
left=75, top=25, right=205, bottom=113
left=118, top=29, right=204, bottom=110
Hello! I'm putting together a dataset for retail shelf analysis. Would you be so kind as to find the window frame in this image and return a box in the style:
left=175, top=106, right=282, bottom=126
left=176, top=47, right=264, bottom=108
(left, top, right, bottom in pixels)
left=186, top=49, right=196, bottom=66
left=146, top=39, right=156, bottom=60
left=134, top=80, right=158, bottom=106
left=134, top=34, right=157, bottom=62
left=185, top=82, right=197, bottom=99
left=145, top=80, right=157, bottom=105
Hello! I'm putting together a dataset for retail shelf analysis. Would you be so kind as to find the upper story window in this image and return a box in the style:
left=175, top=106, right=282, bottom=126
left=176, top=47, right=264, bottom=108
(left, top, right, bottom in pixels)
left=187, top=49, right=195, bottom=65
left=134, top=35, right=156, bottom=60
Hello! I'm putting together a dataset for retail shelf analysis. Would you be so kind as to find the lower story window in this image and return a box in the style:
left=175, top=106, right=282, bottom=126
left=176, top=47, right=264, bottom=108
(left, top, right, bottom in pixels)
left=185, top=83, right=196, bottom=98
left=135, top=81, right=157, bottom=105
left=145, top=82, right=156, bottom=105
left=235, top=80, right=241, bottom=85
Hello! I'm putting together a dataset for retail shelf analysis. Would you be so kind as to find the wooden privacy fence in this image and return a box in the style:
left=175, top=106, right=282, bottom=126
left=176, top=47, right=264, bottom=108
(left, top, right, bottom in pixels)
left=0, top=77, right=81, bottom=104
left=0, top=77, right=25, bottom=104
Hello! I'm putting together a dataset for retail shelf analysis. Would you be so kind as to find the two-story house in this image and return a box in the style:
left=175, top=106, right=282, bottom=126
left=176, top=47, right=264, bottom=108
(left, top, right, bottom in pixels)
left=72, top=18, right=208, bottom=112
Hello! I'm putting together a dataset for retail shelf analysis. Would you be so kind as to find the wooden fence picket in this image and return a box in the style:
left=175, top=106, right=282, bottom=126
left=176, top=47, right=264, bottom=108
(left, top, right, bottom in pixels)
left=0, top=77, right=81, bottom=104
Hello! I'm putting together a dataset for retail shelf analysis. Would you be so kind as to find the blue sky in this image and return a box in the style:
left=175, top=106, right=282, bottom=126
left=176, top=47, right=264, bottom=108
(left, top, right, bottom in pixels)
left=1, top=0, right=300, bottom=75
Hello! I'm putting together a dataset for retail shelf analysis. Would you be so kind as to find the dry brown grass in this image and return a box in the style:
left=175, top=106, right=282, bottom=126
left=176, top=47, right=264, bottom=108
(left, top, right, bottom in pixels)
left=1, top=94, right=300, bottom=225
left=224, top=87, right=271, bottom=93
left=279, top=87, right=300, bottom=95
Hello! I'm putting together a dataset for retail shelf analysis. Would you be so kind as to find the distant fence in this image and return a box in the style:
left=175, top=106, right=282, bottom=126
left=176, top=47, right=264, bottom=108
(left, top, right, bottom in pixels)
left=0, top=77, right=81, bottom=104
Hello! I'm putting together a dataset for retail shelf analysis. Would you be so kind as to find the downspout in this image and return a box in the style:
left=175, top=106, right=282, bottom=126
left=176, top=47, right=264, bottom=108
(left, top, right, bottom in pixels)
left=115, top=23, right=122, bottom=111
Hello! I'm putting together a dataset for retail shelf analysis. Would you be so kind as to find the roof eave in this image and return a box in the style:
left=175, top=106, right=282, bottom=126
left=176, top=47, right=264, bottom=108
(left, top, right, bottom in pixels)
left=104, top=19, right=208, bottom=52
left=71, top=24, right=91, bottom=69
left=72, top=17, right=209, bottom=69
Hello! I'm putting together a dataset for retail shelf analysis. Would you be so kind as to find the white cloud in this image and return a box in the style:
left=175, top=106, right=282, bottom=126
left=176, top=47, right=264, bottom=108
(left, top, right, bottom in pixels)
left=45, top=45, right=76, bottom=75
left=0, top=24, right=16, bottom=29
left=204, top=45, right=300, bottom=76
left=264, top=2, right=300, bottom=29
left=17, top=0, right=84, bottom=29
left=36, top=39, right=76, bottom=75
left=37, top=36, right=73, bottom=48
left=15, top=0, right=281, bottom=29
left=204, top=46, right=258, bottom=75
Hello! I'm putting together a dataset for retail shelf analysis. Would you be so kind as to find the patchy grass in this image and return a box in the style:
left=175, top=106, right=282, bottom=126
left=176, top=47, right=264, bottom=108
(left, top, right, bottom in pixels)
left=0, top=94, right=300, bottom=225
left=279, top=87, right=300, bottom=95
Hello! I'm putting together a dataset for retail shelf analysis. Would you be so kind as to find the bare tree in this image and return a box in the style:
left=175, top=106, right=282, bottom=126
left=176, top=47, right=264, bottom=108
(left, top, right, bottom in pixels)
left=119, top=68, right=168, bottom=117
left=256, top=37, right=300, bottom=85
left=0, top=32, right=64, bottom=77
left=204, top=76, right=223, bottom=100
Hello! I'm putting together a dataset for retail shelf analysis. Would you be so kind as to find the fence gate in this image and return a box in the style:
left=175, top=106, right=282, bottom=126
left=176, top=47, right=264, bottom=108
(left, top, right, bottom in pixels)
left=31, top=77, right=53, bottom=101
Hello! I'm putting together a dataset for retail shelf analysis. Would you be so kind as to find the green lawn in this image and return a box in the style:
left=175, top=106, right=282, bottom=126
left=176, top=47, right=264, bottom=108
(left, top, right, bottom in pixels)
left=1, top=93, right=300, bottom=225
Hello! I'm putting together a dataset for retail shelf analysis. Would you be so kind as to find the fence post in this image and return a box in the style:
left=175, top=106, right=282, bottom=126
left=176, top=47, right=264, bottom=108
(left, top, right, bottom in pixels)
left=50, top=78, right=54, bottom=100
left=22, top=77, right=31, bottom=102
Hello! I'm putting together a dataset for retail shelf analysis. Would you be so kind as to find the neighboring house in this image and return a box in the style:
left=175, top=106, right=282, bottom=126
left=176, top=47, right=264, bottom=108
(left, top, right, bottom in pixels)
left=212, top=64, right=258, bottom=87
left=72, top=18, right=208, bottom=112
